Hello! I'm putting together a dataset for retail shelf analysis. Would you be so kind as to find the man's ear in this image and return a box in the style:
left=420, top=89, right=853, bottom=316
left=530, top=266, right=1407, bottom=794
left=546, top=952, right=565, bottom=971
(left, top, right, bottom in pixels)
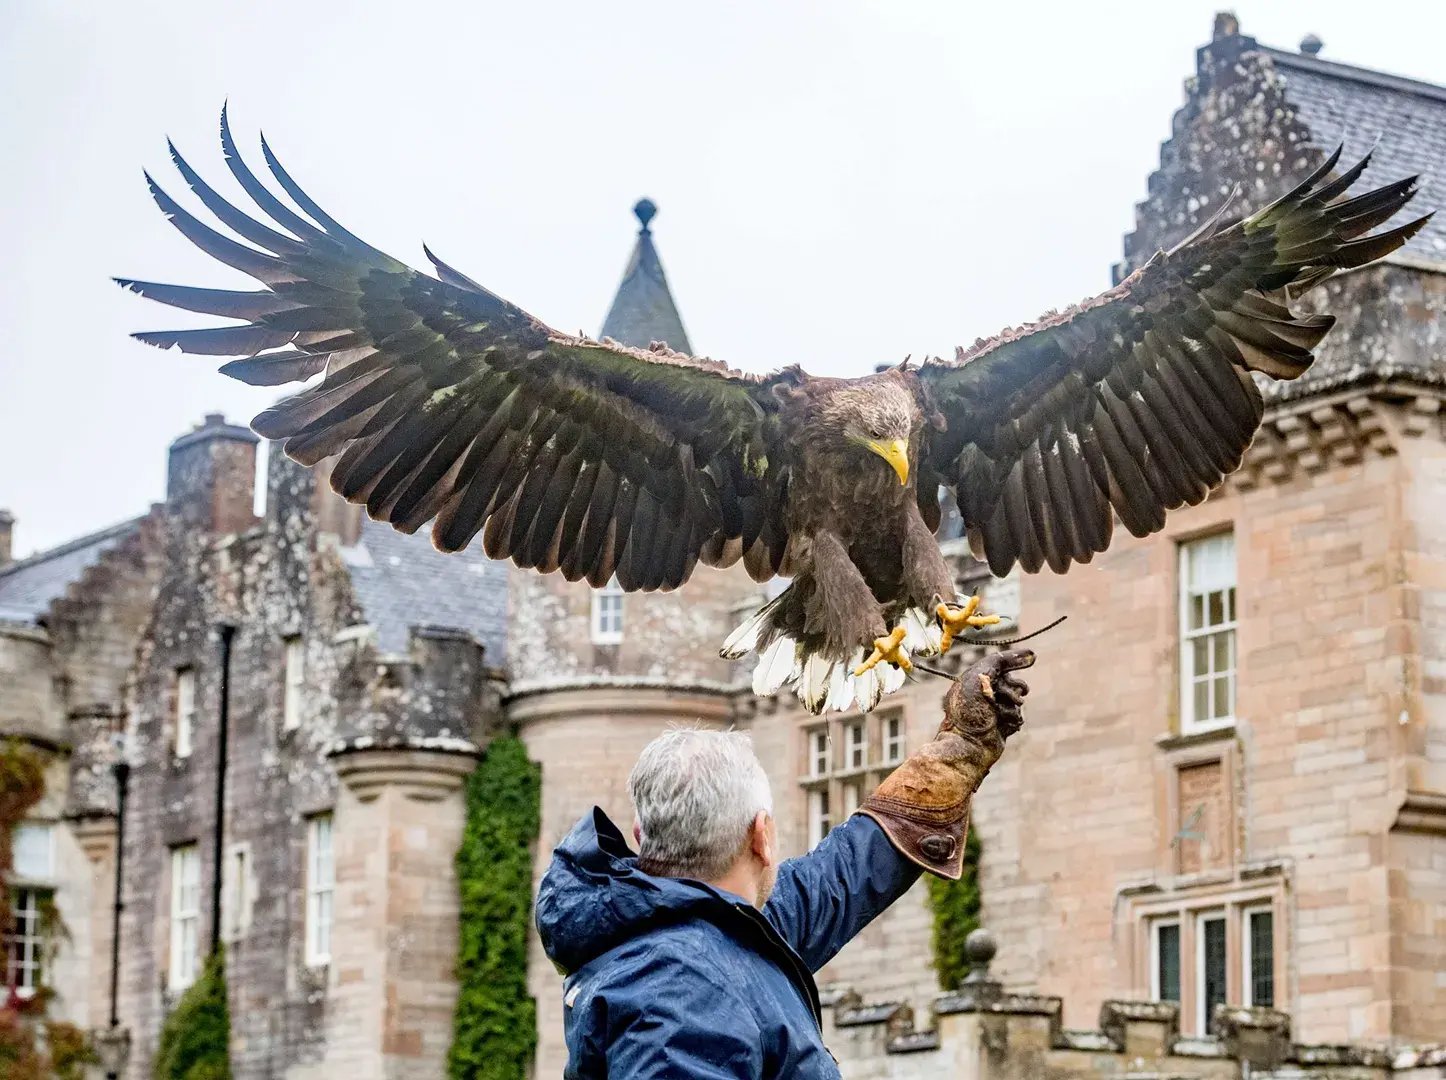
left=632, top=821, right=642, bottom=847
left=750, top=811, right=775, bottom=868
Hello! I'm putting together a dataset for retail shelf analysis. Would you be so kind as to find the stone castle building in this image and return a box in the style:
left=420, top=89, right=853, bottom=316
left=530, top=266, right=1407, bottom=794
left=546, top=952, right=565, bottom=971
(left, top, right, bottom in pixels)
left=2, top=15, right=1442, bottom=1078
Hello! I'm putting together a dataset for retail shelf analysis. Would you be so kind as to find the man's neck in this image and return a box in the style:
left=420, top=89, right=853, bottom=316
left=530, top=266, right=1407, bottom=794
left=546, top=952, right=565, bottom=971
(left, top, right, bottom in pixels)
left=705, top=866, right=760, bottom=908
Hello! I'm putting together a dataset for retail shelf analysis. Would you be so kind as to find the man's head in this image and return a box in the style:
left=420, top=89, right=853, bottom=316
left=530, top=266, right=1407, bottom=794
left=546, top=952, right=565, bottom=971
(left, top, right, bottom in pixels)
left=628, top=728, right=778, bottom=907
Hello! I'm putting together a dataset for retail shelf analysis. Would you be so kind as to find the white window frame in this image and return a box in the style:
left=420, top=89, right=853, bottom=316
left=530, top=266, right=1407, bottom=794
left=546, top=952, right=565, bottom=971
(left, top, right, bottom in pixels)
left=807, top=788, right=832, bottom=847
left=306, top=814, right=335, bottom=967
left=843, top=721, right=867, bottom=771
left=590, top=577, right=624, bottom=645
left=11, top=822, right=55, bottom=882
left=6, top=887, right=46, bottom=999
left=223, top=845, right=250, bottom=944
left=175, top=667, right=196, bottom=759
left=283, top=636, right=305, bottom=731
left=808, top=729, right=829, bottom=778
left=840, top=780, right=863, bottom=818
left=169, top=844, right=201, bottom=990
left=1150, top=917, right=1181, bottom=1003
left=1195, top=910, right=1227, bottom=1035
left=1242, top=903, right=1274, bottom=1007
left=1179, top=533, right=1237, bottom=733
left=883, top=715, right=905, bottom=765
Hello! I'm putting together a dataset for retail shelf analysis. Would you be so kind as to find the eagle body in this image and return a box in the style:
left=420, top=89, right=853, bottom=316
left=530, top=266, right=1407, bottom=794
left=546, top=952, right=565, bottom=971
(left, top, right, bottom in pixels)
left=122, top=114, right=1429, bottom=712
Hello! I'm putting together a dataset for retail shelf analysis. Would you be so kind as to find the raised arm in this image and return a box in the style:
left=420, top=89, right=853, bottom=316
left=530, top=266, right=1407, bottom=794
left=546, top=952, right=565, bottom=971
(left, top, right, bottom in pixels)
left=764, top=651, right=1035, bottom=971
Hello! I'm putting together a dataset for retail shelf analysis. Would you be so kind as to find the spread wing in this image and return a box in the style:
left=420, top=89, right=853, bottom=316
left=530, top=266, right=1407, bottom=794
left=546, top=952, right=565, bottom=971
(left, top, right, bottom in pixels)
left=918, top=147, right=1428, bottom=576
left=122, top=110, right=793, bottom=590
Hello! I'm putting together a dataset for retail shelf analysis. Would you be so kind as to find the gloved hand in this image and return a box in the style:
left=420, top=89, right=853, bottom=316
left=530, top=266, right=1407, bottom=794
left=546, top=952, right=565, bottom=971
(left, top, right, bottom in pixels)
left=857, top=649, right=1035, bottom=879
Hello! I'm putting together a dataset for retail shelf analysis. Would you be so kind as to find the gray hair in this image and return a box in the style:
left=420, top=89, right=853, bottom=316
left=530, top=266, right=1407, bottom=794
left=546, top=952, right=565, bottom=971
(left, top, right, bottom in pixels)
left=628, top=728, right=774, bottom=881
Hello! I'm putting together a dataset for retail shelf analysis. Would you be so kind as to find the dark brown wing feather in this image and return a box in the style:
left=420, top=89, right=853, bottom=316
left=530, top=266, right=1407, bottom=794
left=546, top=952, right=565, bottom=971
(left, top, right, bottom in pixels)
left=120, top=108, right=794, bottom=590
left=919, top=147, right=1428, bottom=576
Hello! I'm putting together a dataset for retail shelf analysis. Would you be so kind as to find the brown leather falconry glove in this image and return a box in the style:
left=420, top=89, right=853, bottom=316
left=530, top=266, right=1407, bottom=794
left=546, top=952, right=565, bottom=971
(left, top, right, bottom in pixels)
left=857, top=649, right=1035, bottom=879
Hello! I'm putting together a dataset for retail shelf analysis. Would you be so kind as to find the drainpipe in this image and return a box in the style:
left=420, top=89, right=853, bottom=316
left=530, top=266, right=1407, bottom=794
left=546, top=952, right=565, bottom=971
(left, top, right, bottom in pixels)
left=106, top=729, right=131, bottom=1080
left=211, top=623, right=236, bottom=954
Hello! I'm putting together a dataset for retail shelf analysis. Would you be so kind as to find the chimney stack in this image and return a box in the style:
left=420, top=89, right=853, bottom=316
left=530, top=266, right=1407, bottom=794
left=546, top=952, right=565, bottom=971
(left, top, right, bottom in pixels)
left=0, top=509, right=13, bottom=567
left=166, top=414, right=260, bottom=535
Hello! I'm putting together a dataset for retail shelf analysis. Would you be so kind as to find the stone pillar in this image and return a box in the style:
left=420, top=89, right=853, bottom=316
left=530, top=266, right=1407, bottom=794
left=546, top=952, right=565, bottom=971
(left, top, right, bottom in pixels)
left=72, top=816, right=118, bottom=1032
left=1098, top=999, right=1180, bottom=1059
left=508, top=683, right=735, bottom=1080
left=313, top=747, right=476, bottom=1080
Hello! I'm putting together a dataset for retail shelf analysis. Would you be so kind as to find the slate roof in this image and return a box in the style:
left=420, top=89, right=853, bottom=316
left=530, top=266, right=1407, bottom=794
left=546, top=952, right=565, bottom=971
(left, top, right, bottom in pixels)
left=599, top=199, right=694, bottom=353
left=340, top=515, right=509, bottom=662
left=0, top=518, right=142, bottom=625
left=1266, top=47, right=1446, bottom=265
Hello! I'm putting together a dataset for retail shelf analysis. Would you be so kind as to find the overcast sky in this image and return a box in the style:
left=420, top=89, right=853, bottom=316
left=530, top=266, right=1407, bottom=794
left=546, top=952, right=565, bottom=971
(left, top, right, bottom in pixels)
left=2, top=1, right=1442, bottom=557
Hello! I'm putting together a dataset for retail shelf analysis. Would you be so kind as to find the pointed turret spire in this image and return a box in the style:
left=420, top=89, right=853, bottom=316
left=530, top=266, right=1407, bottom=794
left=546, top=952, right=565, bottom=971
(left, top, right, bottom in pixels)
left=599, top=199, right=693, bottom=354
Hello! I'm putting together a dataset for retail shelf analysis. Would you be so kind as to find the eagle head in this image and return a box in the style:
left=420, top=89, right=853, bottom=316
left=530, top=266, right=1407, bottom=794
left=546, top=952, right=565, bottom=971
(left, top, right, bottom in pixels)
left=822, top=379, right=918, bottom=486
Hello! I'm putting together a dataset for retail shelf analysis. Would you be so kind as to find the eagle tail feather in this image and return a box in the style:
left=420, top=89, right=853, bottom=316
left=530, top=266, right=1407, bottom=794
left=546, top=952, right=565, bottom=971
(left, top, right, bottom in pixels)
left=722, top=594, right=927, bottom=714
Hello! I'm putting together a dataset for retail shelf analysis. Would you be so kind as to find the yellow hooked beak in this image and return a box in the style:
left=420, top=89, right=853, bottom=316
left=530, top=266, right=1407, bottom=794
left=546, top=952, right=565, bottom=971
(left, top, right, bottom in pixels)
left=866, top=437, right=910, bottom=486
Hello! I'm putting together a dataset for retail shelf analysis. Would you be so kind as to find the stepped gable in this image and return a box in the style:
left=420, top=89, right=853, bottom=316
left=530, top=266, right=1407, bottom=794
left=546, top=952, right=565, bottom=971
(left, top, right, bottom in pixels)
left=0, top=516, right=145, bottom=625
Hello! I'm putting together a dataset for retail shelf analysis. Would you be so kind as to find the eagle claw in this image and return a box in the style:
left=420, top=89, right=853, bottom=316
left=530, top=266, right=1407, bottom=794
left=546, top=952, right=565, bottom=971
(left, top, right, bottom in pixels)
left=936, top=597, right=1001, bottom=653
left=855, top=625, right=912, bottom=676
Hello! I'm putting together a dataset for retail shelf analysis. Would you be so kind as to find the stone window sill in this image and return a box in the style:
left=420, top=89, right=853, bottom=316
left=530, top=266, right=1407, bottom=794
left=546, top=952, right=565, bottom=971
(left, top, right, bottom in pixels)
left=1155, top=723, right=1237, bottom=753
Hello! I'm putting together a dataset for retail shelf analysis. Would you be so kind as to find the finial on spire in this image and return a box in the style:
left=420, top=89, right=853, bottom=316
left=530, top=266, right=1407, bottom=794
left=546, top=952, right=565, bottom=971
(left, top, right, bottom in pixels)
left=633, top=198, right=657, bottom=232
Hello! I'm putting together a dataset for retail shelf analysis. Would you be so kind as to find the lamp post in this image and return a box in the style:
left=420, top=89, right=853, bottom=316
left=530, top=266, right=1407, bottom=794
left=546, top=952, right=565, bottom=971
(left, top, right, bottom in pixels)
left=105, top=726, right=131, bottom=1079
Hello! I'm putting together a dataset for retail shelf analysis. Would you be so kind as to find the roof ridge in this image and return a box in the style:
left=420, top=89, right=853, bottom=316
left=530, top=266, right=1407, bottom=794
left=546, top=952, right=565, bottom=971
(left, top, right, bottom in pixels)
left=0, top=515, right=146, bottom=579
left=1262, top=46, right=1446, bottom=104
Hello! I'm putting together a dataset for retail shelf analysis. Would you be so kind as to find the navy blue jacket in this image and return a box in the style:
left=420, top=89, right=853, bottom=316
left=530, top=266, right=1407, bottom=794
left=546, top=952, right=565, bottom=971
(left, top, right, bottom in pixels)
left=535, top=807, right=920, bottom=1078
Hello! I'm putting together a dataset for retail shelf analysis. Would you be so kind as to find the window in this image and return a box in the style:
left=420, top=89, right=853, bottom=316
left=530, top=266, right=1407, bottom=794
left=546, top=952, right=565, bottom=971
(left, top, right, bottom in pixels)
left=808, top=729, right=829, bottom=778
left=224, top=846, right=250, bottom=943
left=5, top=888, right=47, bottom=998
left=169, top=844, right=201, bottom=990
left=590, top=577, right=624, bottom=645
left=283, top=636, right=304, bottom=730
left=306, top=814, right=335, bottom=966
left=843, top=721, right=867, bottom=771
left=883, top=715, right=905, bottom=764
left=807, top=789, right=832, bottom=847
left=800, top=711, right=905, bottom=846
left=1196, top=912, right=1227, bottom=1034
left=1244, top=906, right=1274, bottom=1007
left=175, top=667, right=196, bottom=758
left=11, top=823, right=54, bottom=881
left=1133, top=888, right=1284, bottom=1035
left=1151, top=919, right=1181, bottom=1003
left=1180, top=533, right=1237, bottom=731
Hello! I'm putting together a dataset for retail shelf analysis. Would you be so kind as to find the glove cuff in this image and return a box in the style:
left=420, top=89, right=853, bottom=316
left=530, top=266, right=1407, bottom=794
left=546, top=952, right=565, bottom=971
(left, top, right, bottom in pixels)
left=856, top=731, right=991, bottom=880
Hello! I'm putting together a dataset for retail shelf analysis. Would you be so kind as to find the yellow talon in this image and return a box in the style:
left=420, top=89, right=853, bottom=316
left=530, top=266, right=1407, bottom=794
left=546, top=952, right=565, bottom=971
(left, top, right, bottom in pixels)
left=855, top=625, right=912, bottom=676
left=936, top=597, right=1002, bottom=654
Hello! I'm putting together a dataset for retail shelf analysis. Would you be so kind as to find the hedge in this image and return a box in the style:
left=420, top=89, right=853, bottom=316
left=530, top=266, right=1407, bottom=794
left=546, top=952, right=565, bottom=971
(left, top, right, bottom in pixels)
left=448, top=736, right=542, bottom=1080
left=153, top=949, right=231, bottom=1080
left=925, top=827, right=983, bottom=990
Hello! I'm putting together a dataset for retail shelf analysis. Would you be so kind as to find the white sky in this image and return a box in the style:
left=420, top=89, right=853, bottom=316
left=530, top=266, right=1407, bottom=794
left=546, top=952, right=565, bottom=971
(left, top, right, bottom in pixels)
left=2, top=1, right=1442, bottom=557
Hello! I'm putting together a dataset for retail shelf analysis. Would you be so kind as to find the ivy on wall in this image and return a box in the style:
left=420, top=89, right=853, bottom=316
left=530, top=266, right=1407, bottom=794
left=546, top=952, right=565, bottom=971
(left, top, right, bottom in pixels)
left=0, top=739, right=94, bottom=1078
left=448, top=736, right=542, bottom=1080
left=925, top=827, right=983, bottom=991
left=153, top=949, right=232, bottom=1080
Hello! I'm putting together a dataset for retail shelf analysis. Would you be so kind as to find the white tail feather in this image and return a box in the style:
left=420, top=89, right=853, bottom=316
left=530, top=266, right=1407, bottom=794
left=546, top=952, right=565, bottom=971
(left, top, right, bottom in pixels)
left=721, top=604, right=769, bottom=659
left=752, top=638, right=799, bottom=696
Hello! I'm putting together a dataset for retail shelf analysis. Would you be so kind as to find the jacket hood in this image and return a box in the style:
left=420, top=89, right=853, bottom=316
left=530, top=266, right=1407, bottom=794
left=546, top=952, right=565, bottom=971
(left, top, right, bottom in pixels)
left=536, top=807, right=742, bottom=975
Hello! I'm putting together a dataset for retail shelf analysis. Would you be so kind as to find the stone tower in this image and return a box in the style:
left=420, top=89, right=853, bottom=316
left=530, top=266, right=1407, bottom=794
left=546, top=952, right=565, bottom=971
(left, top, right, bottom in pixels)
left=507, top=200, right=760, bottom=1077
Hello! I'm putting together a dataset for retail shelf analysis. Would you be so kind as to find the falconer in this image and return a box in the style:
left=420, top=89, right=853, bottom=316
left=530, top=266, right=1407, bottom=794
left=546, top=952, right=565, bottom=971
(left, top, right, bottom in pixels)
left=535, top=649, right=1034, bottom=1078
